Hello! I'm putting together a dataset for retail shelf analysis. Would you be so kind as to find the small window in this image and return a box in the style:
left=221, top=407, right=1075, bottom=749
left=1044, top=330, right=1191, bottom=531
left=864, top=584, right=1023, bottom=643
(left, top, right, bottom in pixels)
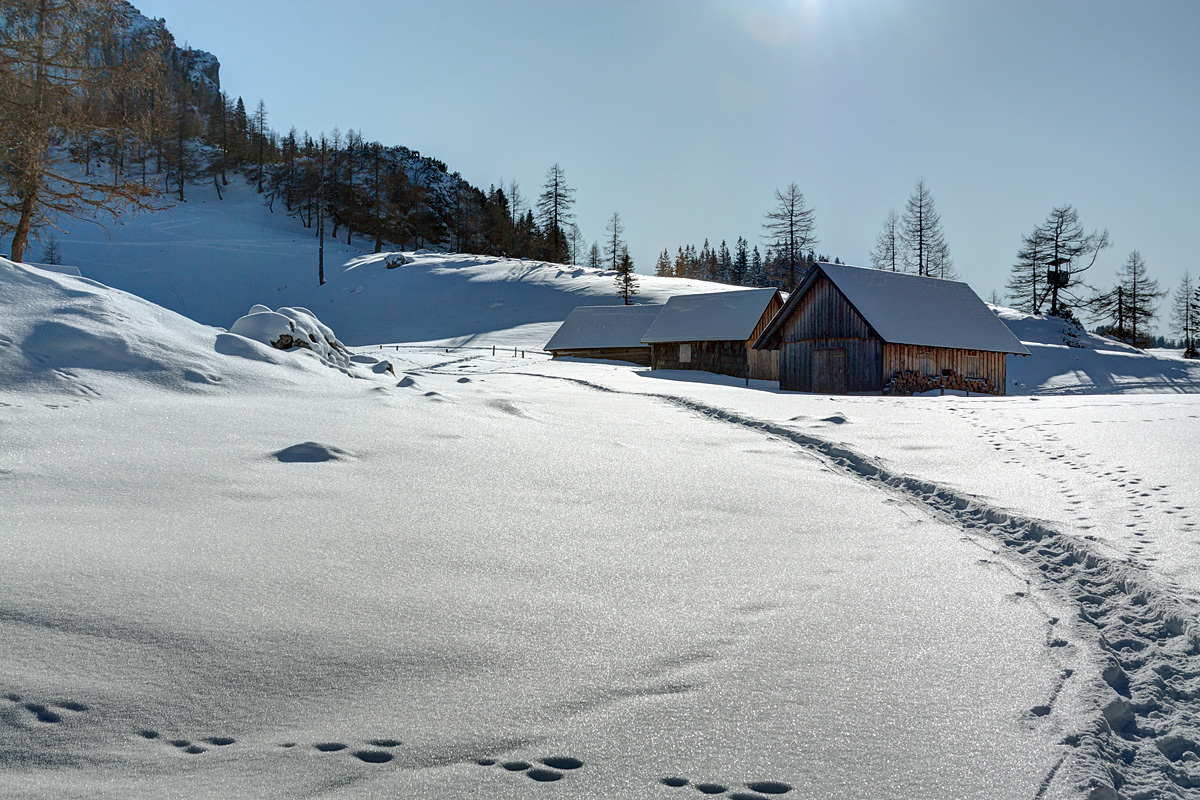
left=679, top=343, right=691, bottom=363
left=966, top=354, right=980, bottom=378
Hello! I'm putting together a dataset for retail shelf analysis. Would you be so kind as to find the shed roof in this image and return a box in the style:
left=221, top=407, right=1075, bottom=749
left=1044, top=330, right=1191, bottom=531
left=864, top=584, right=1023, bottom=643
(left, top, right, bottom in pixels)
left=545, top=304, right=663, bottom=351
left=640, top=288, right=781, bottom=344
left=755, top=263, right=1029, bottom=355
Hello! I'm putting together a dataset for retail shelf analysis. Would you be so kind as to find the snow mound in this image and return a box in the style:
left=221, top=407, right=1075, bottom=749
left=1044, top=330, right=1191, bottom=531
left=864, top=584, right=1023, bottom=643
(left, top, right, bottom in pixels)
left=0, top=258, right=244, bottom=394
left=992, top=305, right=1200, bottom=394
left=227, top=305, right=352, bottom=372
left=0, top=259, right=391, bottom=396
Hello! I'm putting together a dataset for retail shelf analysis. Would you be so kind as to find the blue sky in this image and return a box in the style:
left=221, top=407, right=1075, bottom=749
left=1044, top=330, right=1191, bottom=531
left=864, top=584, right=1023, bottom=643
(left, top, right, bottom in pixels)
left=137, top=0, right=1199, bottom=319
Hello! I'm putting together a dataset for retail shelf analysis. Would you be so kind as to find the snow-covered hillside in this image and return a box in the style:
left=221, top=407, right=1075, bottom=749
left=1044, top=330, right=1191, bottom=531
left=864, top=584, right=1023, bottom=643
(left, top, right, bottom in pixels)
left=47, top=181, right=727, bottom=349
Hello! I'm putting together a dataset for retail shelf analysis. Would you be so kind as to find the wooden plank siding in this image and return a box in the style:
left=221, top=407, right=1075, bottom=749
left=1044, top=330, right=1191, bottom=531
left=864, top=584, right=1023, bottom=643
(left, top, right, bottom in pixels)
left=747, top=347, right=779, bottom=381
left=550, top=347, right=651, bottom=366
left=746, top=292, right=784, bottom=381
left=776, top=275, right=881, bottom=393
left=650, top=341, right=750, bottom=376
left=882, top=344, right=1007, bottom=394
left=779, top=338, right=883, bottom=393
left=649, top=292, right=784, bottom=381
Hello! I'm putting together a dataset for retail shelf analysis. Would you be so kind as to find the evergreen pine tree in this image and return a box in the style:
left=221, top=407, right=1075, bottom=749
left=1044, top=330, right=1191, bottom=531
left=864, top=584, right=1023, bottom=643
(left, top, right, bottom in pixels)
left=655, top=249, right=673, bottom=277
left=536, top=163, right=575, bottom=264
left=732, top=237, right=749, bottom=285
left=717, top=240, right=732, bottom=283
left=614, top=246, right=639, bottom=304
left=748, top=246, right=764, bottom=286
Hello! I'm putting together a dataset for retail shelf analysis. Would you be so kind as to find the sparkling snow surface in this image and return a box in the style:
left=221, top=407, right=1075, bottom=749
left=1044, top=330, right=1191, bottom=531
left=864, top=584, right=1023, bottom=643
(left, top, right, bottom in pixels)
left=2, top=262, right=1089, bottom=799
left=10, top=182, right=1200, bottom=799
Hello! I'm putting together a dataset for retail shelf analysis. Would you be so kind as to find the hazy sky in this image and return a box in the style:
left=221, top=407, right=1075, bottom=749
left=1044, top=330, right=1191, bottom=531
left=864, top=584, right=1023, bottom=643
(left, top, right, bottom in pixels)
left=135, top=0, right=1199, bottom=319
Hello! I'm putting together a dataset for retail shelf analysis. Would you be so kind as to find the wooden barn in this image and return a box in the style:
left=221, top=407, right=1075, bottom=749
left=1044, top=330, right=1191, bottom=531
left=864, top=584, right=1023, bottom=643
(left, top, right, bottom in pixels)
left=752, top=263, right=1029, bottom=395
left=641, top=288, right=784, bottom=380
left=544, top=304, right=664, bottom=366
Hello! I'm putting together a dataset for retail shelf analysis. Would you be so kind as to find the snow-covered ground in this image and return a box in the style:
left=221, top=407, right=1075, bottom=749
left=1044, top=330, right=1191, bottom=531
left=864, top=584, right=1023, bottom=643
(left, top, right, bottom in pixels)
left=47, top=181, right=725, bottom=348
left=5, top=183, right=1200, bottom=799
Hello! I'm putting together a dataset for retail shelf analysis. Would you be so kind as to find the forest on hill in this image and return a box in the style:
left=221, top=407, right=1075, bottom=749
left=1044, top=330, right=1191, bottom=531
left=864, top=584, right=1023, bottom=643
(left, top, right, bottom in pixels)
left=0, top=0, right=850, bottom=294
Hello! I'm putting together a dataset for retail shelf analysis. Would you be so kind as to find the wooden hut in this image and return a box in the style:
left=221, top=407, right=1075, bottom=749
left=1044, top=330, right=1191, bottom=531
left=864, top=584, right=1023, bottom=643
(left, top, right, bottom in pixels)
left=544, top=304, right=664, bottom=366
left=641, top=288, right=784, bottom=380
left=752, top=263, right=1029, bottom=395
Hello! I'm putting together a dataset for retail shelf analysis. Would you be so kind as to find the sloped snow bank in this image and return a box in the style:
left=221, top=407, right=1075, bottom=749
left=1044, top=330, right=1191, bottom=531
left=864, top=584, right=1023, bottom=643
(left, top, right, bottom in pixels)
left=0, top=259, right=384, bottom=394
left=992, top=305, right=1200, bottom=394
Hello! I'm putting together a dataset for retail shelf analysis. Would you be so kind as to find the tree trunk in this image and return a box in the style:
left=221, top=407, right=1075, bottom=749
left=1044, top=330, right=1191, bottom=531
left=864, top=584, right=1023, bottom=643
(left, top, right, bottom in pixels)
left=11, top=189, right=39, bottom=262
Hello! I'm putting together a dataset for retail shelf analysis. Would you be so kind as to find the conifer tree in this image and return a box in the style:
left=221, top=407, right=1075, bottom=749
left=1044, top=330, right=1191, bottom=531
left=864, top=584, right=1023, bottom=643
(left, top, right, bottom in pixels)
left=1009, top=205, right=1109, bottom=317
left=717, top=240, right=732, bottom=283
left=1170, top=271, right=1198, bottom=357
left=252, top=99, right=268, bottom=192
left=748, top=246, right=764, bottom=286
left=1096, top=251, right=1163, bottom=346
left=614, top=245, right=639, bottom=304
left=604, top=211, right=624, bottom=271
left=40, top=234, right=61, bottom=265
left=733, top=237, right=749, bottom=285
left=655, top=248, right=673, bottom=277
left=536, top=163, right=574, bottom=264
left=870, top=208, right=901, bottom=271
left=586, top=241, right=602, bottom=271
left=899, top=179, right=953, bottom=278
left=762, top=183, right=817, bottom=290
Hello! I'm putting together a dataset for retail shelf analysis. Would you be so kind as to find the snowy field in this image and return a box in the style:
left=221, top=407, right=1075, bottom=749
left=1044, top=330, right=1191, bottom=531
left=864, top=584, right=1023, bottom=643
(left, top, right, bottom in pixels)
left=4, top=185, right=1200, bottom=799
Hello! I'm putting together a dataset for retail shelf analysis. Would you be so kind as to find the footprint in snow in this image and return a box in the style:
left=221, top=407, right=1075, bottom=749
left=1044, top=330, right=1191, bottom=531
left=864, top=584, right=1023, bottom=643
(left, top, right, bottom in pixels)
left=3, top=693, right=90, bottom=724
left=661, top=776, right=793, bottom=795
left=478, top=754, right=583, bottom=784
left=139, top=730, right=236, bottom=754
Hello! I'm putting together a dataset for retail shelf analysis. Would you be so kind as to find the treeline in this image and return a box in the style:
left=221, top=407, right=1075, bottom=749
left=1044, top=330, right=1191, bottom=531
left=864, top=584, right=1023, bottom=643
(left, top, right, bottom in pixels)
left=653, top=238, right=840, bottom=289
left=650, top=184, right=840, bottom=292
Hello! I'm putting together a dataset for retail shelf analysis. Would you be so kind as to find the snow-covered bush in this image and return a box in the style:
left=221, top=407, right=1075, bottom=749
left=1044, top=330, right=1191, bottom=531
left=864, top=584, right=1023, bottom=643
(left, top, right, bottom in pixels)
left=228, top=305, right=351, bottom=370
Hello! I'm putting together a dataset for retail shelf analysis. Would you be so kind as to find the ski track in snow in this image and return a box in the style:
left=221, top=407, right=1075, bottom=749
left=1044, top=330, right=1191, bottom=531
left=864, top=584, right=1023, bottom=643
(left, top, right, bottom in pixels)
left=446, top=366, right=1200, bottom=800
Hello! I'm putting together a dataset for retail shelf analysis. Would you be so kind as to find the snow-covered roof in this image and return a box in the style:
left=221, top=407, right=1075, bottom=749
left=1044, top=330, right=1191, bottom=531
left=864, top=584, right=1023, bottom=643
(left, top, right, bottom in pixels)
left=758, top=264, right=1029, bottom=355
left=545, top=304, right=663, bottom=351
left=640, top=288, right=781, bottom=343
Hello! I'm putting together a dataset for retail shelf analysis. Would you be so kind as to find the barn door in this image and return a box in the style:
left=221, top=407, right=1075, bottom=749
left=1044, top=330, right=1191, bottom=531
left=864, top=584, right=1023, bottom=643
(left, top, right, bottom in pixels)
left=812, top=348, right=847, bottom=394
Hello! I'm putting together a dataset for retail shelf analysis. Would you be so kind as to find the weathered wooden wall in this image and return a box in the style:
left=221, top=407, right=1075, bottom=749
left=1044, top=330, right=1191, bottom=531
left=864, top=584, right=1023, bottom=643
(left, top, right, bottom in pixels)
left=550, top=347, right=651, bottom=366
left=748, top=347, right=779, bottom=381
left=651, top=341, right=748, bottom=377
left=746, top=292, right=784, bottom=381
left=774, top=275, right=882, bottom=392
left=778, top=339, right=883, bottom=393
left=882, top=344, right=1007, bottom=395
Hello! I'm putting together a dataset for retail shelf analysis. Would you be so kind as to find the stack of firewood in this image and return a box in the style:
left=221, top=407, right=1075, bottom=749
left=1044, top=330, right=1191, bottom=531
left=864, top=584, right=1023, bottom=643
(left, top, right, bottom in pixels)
left=884, top=370, right=997, bottom=396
